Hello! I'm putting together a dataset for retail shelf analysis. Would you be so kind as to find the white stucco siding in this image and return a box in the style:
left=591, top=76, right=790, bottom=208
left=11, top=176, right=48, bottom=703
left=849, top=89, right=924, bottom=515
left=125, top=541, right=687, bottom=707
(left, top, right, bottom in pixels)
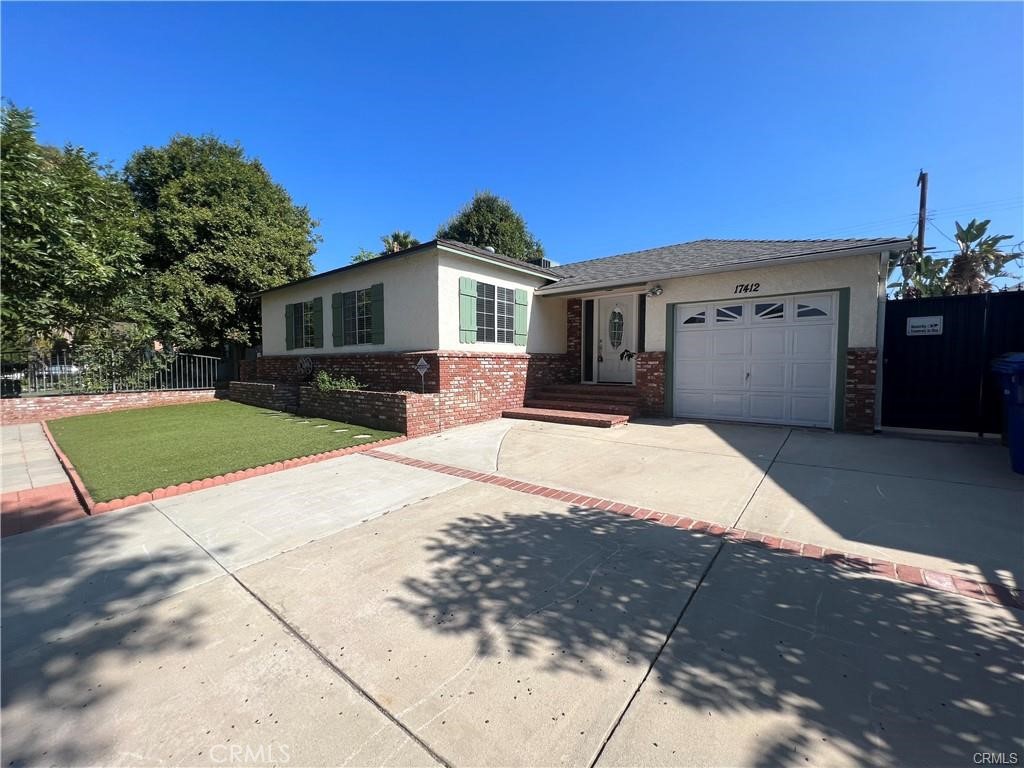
left=260, top=248, right=441, bottom=356
left=643, top=252, right=884, bottom=351
left=436, top=251, right=565, bottom=354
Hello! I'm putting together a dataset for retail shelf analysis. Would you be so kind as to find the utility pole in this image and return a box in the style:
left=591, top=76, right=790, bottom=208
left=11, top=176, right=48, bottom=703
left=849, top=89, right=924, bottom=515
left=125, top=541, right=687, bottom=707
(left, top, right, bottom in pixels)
left=916, top=169, right=929, bottom=260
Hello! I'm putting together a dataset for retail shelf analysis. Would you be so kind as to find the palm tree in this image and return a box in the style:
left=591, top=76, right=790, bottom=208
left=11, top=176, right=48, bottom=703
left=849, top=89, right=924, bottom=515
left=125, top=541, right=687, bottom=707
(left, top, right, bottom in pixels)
left=946, top=219, right=1013, bottom=294
left=380, top=230, right=419, bottom=254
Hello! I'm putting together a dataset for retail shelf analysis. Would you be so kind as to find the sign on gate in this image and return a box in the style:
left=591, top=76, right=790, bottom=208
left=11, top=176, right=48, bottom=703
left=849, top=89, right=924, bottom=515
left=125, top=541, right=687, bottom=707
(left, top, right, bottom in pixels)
left=906, top=316, right=943, bottom=336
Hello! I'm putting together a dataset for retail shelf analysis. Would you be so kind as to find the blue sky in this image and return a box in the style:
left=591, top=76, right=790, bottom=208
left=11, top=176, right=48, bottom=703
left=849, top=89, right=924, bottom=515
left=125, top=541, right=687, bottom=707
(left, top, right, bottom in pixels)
left=3, top=2, right=1022, bottom=277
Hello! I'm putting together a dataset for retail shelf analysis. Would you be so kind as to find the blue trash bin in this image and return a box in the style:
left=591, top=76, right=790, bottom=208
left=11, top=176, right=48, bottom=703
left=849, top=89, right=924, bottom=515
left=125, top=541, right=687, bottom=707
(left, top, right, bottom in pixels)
left=991, top=353, right=1024, bottom=474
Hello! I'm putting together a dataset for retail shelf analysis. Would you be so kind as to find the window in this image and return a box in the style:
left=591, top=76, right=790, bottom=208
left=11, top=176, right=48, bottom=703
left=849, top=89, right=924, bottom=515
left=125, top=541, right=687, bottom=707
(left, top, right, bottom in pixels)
left=754, top=302, right=785, bottom=320
left=476, top=282, right=515, bottom=343
left=340, top=287, right=377, bottom=345
left=682, top=309, right=706, bottom=325
left=293, top=300, right=316, bottom=347
left=715, top=305, right=744, bottom=323
left=796, top=297, right=831, bottom=319
left=608, top=308, right=624, bottom=348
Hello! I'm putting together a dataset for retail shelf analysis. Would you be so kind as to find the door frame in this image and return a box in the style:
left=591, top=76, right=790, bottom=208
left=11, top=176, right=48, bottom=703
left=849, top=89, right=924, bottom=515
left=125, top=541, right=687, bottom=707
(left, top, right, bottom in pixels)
left=589, top=293, right=639, bottom=385
left=664, top=287, right=850, bottom=429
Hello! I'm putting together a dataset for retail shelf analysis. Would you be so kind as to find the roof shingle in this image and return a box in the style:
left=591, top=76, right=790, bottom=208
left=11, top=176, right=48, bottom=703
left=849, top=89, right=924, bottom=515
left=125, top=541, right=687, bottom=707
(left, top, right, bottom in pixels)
left=542, top=237, right=910, bottom=293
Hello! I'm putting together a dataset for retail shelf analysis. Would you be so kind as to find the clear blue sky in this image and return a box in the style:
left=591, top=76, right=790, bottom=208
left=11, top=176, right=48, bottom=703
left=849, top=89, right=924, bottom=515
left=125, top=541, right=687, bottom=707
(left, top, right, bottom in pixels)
left=3, top=2, right=1022, bottom=277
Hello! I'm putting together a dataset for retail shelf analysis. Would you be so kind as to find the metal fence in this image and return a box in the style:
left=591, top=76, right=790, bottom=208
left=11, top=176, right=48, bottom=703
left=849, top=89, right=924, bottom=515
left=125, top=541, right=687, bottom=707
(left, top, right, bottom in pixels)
left=0, top=349, right=222, bottom=398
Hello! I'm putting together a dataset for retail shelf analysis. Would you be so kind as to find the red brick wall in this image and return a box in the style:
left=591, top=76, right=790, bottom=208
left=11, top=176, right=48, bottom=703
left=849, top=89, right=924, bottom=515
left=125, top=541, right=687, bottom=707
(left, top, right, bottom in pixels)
left=566, top=299, right=582, bottom=378
left=0, top=389, right=225, bottom=424
left=844, top=347, right=878, bottom=433
left=229, top=381, right=298, bottom=412
left=238, top=360, right=257, bottom=381
left=636, top=352, right=667, bottom=416
left=254, top=352, right=442, bottom=392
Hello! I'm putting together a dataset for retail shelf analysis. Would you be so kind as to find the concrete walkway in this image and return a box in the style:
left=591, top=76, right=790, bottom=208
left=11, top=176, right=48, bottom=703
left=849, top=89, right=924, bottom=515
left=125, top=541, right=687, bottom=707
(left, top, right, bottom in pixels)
left=1, top=423, right=85, bottom=537
left=2, top=419, right=1021, bottom=767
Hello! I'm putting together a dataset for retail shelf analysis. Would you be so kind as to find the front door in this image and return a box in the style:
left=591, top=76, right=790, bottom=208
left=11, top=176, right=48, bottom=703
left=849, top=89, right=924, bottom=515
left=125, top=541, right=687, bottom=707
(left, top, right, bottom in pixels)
left=597, top=296, right=635, bottom=383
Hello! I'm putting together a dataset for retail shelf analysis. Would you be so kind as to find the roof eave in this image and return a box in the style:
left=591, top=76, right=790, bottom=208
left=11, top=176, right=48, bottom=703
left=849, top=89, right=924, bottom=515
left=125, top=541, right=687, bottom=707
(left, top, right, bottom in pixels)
left=535, top=239, right=912, bottom=297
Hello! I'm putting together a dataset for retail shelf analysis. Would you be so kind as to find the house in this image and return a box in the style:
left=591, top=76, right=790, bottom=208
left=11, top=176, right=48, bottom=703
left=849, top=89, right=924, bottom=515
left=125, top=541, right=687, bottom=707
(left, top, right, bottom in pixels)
left=239, top=236, right=911, bottom=433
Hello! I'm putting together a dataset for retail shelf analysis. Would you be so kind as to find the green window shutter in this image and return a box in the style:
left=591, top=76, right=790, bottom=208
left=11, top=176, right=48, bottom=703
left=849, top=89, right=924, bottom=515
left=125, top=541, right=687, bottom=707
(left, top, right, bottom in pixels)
left=459, top=277, right=478, bottom=343
left=342, top=291, right=357, bottom=346
left=285, top=303, right=295, bottom=350
left=331, top=293, right=343, bottom=346
left=513, top=288, right=528, bottom=346
left=370, top=283, right=385, bottom=344
left=311, top=297, right=324, bottom=348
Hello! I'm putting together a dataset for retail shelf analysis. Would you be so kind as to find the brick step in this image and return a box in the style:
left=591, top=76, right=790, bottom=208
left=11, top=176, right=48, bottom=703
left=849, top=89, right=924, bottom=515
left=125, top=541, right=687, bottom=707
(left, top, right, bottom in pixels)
left=525, top=399, right=639, bottom=417
left=534, top=386, right=640, bottom=404
left=502, top=407, right=629, bottom=428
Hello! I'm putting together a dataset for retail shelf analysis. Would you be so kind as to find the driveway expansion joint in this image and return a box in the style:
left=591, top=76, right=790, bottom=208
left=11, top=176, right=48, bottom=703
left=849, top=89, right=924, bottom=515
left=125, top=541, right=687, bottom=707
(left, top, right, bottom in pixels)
left=365, top=449, right=1024, bottom=612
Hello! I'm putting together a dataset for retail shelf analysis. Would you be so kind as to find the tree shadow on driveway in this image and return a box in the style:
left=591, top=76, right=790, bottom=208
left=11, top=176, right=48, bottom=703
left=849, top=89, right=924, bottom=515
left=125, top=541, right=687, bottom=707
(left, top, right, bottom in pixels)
left=1, top=510, right=223, bottom=766
left=389, top=504, right=1023, bottom=767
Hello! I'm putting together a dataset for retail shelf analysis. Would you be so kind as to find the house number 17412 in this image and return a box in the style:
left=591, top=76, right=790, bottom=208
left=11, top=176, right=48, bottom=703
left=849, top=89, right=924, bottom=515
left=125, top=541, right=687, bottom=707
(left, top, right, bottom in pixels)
left=733, top=282, right=760, bottom=294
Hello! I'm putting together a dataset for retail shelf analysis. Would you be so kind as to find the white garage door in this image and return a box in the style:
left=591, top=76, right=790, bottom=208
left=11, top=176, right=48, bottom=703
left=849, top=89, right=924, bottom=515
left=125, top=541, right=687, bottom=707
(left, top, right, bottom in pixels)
left=673, top=293, right=838, bottom=428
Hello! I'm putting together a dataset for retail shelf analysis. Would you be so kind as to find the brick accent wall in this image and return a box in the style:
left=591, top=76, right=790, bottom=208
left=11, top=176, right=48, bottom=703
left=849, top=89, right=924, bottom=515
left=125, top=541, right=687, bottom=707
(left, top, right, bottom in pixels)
left=635, top=352, right=667, bottom=416
left=228, top=381, right=299, bottom=412
left=0, top=389, right=225, bottom=425
left=253, top=352, right=442, bottom=392
left=566, top=299, right=582, bottom=379
left=844, top=347, right=878, bottom=433
left=238, top=360, right=257, bottom=381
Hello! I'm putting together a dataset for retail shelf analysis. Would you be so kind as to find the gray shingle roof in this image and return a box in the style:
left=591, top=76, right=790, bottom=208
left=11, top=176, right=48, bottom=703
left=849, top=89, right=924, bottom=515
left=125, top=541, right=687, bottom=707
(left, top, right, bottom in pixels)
left=542, top=237, right=911, bottom=293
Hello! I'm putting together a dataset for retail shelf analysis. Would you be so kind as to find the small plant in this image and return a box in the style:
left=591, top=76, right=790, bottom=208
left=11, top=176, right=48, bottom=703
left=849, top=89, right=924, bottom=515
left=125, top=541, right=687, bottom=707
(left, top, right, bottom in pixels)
left=314, top=370, right=364, bottom=392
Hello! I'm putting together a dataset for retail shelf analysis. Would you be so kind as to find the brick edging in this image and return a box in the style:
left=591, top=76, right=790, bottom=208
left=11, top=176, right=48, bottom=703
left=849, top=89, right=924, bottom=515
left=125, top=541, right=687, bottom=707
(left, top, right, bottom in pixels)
left=364, top=450, right=1024, bottom=612
left=41, top=421, right=95, bottom=515
left=41, top=422, right=408, bottom=515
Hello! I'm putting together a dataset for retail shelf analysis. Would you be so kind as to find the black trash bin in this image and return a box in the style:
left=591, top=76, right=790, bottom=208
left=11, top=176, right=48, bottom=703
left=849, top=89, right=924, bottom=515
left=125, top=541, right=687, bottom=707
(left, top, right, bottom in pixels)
left=991, top=353, right=1024, bottom=474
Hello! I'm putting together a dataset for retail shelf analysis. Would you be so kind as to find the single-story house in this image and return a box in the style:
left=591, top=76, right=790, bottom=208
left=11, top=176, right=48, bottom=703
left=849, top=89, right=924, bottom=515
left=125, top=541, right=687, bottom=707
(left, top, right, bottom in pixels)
left=239, top=235, right=911, bottom=433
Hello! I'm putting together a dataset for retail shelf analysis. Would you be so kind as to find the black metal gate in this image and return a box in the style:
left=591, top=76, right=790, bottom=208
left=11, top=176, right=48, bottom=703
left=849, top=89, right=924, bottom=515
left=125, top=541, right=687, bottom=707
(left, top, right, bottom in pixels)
left=881, top=292, right=1024, bottom=434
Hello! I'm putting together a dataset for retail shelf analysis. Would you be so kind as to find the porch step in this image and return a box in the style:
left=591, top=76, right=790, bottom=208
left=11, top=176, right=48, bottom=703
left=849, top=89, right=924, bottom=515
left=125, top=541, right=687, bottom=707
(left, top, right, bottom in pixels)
left=534, top=384, right=640, bottom=404
left=524, top=399, right=639, bottom=417
left=502, top=407, right=629, bottom=428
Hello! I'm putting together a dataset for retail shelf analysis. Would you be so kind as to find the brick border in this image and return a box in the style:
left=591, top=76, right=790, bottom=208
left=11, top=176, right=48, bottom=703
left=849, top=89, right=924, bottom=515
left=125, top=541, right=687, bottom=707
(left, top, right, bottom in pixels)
left=41, top=421, right=407, bottom=516
left=364, top=450, right=1024, bottom=612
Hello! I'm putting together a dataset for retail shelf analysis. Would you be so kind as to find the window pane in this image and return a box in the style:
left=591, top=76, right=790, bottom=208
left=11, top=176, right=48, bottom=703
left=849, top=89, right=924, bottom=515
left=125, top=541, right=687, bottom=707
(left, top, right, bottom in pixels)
left=302, top=300, right=315, bottom=347
left=496, top=286, right=515, bottom=343
left=356, top=288, right=374, bottom=344
left=477, top=282, right=496, bottom=342
left=715, top=305, right=743, bottom=322
left=755, top=302, right=784, bottom=320
left=682, top=310, right=705, bottom=325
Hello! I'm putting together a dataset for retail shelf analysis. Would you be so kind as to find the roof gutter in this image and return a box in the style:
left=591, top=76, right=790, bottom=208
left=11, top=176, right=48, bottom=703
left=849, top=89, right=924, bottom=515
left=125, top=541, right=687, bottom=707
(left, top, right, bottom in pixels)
left=535, top=240, right=913, bottom=297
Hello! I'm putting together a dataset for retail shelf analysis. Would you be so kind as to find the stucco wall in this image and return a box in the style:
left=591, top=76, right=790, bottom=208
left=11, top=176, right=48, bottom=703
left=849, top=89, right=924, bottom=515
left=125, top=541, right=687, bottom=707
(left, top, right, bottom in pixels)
left=643, top=252, right=884, bottom=350
left=435, top=250, right=566, bottom=354
left=260, top=248, right=441, bottom=356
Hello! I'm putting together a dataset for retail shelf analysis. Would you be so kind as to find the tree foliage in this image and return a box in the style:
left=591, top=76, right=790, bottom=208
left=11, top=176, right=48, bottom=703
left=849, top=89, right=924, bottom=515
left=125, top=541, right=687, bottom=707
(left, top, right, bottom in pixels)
left=1, top=103, right=143, bottom=346
left=124, top=135, right=319, bottom=349
left=888, top=218, right=1015, bottom=298
left=946, top=219, right=1014, bottom=294
left=351, top=230, right=420, bottom=263
left=437, top=191, right=543, bottom=261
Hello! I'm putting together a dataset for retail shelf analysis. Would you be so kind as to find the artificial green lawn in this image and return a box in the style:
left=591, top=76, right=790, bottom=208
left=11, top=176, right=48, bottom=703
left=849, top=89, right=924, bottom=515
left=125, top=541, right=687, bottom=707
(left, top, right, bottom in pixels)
left=48, top=400, right=398, bottom=502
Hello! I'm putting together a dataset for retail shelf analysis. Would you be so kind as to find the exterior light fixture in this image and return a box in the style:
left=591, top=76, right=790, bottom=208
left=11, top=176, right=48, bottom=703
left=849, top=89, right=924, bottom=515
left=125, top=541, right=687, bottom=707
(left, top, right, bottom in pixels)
left=648, top=284, right=664, bottom=297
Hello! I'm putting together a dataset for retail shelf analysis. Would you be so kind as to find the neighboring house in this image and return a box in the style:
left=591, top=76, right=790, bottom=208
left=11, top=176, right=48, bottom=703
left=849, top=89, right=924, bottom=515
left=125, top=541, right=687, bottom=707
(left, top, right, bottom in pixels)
left=248, top=236, right=911, bottom=432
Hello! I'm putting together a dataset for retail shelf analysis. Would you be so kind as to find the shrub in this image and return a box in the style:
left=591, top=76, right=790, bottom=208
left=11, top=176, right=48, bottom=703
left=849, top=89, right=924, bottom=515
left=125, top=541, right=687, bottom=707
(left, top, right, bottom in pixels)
left=314, top=370, right=363, bottom=392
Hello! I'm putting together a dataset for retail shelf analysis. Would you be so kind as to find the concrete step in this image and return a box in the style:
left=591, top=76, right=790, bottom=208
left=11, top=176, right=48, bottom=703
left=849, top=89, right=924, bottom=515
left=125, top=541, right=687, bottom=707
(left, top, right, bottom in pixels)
left=524, top=399, right=639, bottom=417
left=502, top=407, right=629, bottom=428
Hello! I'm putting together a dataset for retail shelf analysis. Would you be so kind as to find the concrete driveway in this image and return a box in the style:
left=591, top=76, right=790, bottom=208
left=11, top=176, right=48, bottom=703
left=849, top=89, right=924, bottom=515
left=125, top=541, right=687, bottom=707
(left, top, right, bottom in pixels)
left=2, top=418, right=1022, bottom=767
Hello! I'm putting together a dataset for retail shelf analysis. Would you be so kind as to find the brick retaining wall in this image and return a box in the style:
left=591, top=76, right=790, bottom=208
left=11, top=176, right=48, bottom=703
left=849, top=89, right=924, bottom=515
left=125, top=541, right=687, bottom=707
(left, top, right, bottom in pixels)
left=0, top=389, right=225, bottom=424
left=228, top=381, right=299, bottom=412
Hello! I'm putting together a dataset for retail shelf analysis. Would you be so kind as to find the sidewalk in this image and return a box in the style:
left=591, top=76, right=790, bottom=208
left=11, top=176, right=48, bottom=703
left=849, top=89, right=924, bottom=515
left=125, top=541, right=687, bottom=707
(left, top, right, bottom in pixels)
left=1, top=423, right=86, bottom=537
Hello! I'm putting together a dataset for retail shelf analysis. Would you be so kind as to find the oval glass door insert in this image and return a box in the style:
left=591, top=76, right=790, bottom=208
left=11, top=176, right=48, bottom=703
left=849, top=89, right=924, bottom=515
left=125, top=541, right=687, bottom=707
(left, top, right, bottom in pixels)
left=609, top=308, right=624, bottom=349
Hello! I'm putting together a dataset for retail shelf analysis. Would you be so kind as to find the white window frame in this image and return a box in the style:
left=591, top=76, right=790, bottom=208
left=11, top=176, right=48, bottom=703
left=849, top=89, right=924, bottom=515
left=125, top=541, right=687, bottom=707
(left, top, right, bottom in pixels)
left=476, top=282, right=515, bottom=344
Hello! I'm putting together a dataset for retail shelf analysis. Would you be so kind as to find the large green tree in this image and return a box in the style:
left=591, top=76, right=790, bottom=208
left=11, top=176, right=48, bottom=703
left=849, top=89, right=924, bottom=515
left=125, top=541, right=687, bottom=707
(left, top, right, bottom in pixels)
left=437, top=191, right=544, bottom=261
left=124, top=135, right=319, bottom=350
left=0, top=104, right=143, bottom=346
